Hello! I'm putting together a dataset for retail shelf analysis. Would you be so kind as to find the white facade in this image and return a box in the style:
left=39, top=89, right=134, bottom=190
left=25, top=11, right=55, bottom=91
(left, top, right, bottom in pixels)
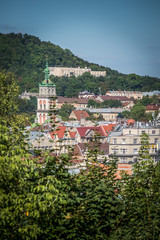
left=36, top=63, right=56, bottom=125
left=48, top=67, right=106, bottom=78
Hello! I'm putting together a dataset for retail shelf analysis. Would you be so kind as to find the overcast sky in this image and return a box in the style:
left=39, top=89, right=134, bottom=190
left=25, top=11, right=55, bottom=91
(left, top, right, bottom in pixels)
left=0, top=0, right=160, bottom=77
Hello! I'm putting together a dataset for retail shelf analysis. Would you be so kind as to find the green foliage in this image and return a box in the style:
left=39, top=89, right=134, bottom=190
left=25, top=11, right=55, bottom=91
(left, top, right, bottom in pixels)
left=18, top=96, right=37, bottom=114
left=87, top=99, right=122, bottom=108
left=115, top=134, right=160, bottom=239
left=122, top=94, right=160, bottom=122
left=1, top=71, right=160, bottom=239
left=58, top=103, right=75, bottom=121
left=102, top=99, right=122, bottom=108
left=0, top=71, right=19, bottom=119
left=139, top=95, right=152, bottom=106
left=87, top=99, right=100, bottom=108
left=0, top=33, right=159, bottom=96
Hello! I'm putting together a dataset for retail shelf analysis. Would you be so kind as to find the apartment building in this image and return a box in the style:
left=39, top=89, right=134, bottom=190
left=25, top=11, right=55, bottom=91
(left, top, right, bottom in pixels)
left=106, top=90, right=143, bottom=99
left=48, top=67, right=106, bottom=77
left=108, top=122, right=160, bottom=163
left=88, top=108, right=124, bottom=122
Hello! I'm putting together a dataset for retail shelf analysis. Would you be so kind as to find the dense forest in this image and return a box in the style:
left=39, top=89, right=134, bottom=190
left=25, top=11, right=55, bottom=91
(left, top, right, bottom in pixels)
left=0, top=32, right=160, bottom=96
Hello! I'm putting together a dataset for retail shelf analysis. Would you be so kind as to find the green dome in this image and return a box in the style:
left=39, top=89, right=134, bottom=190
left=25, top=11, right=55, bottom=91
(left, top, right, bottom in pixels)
left=39, top=61, right=56, bottom=87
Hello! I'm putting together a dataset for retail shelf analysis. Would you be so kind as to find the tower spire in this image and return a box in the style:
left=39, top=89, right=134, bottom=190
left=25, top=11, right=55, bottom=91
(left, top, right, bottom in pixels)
left=44, top=57, right=50, bottom=83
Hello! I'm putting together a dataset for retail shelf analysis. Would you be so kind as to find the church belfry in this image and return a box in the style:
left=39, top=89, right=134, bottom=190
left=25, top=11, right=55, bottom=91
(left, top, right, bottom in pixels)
left=36, top=62, right=56, bottom=125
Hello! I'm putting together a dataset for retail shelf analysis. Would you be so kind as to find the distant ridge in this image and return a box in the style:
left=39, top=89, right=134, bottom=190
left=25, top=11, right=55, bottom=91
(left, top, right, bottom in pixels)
left=0, top=32, right=159, bottom=96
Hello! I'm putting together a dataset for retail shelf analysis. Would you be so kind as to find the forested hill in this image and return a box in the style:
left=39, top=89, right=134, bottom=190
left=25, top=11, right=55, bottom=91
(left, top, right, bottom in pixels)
left=0, top=32, right=160, bottom=96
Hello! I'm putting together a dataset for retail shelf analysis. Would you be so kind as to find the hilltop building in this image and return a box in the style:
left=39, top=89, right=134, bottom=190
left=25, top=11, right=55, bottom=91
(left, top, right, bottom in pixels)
left=48, top=66, right=106, bottom=78
left=36, top=62, right=56, bottom=124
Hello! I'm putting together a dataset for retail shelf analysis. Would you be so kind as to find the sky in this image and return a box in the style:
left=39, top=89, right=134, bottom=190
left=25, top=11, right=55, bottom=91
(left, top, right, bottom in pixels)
left=0, top=0, right=160, bottom=78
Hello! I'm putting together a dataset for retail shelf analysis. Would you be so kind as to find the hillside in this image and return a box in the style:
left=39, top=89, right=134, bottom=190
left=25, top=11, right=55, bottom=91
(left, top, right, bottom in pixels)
left=0, top=32, right=160, bottom=96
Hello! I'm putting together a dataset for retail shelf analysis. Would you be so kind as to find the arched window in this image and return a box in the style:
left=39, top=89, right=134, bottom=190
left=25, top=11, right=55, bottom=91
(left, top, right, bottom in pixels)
left=39, top=100, right=42, bottom=109
left=43, top=114, right=46, bottom=123
left=39, top=114, right=42, bottom=125
left=48, top=89, right=50, bottom=94
left=41, top=89, right=43, bottom=94
left=43, top=100, right=46, bottom=109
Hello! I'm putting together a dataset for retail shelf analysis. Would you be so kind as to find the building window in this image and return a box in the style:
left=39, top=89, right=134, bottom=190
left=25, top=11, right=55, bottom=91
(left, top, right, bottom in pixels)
left=129, top=130, right=131, bottom=134
left=43, top=100, right=46, bottom=110
left=133, top=149, right=138, bottom=154
left=121, top=149, right=127, bottom=154
left=39, top=114, right=42, bottom=125
left=43, top=114, right=46, bottom=123
left=121, top=157, right=127, bottom=163
left=152, top=130, right=156, bottom=134
left=113, top=149, right=118, bottom=154
left=133, top=139, right=137, bottom=144
left=155, top=138, right=158, bottom=144
left=142, top=131, right=145, bottom=134
left=113, top=139, right=117, bottom=144
left=122, top=139, right=126, bottom=144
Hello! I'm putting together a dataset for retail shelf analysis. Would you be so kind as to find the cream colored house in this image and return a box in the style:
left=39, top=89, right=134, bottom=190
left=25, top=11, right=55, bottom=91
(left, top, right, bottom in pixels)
left=108, top=123, right=160, bottom=163
left=48, top=126, right=77, bottom=155
left=56, top=97, right=88, bottom=109
left=106, top=90, right=143, bottom=99
left=89, top=108, right=124, bottom=122
left=49, top=67, right=106, bottom=78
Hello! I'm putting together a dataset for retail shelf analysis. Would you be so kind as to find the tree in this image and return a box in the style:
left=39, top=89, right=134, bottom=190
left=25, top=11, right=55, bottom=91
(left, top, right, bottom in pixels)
left=0, top=71, right=71, bottom=239
left=58, top=103, right=75, bottom=121
left=87, top=99, right=100, bottom=108
left=114, top=134, right=160, bottom=239
left=1, top=71, right=160, bottom=239
left=139, top=96, right=152, bottom=106
left=102, top=99, right=122, bottom=108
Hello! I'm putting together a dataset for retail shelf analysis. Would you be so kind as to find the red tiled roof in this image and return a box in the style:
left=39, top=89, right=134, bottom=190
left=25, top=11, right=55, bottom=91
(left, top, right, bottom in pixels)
left=101, top=95, right=131, bottom=101
left=50, top=126, right=67, bottom=139
left=77, top=126, right=106, bottom=138
left=57, top=97, right=88, bottom=104
left=123, top=102, right=130, bottom=106
left=146, top=104, right=160, bottom=111
left=77, top=99, right=89, bottom=104
left=101, top=124, right=116, bottom=136
left=70, top=110, right=90, bottom=121
left=77, top=127, right=94, bottom=138
left=93, top=162, right=133, bottom=179
left=69, top=131, right=76, bottom=138
left=127, top=119, right=136, bottom=124
left=116, top=163, right=133, bottom=179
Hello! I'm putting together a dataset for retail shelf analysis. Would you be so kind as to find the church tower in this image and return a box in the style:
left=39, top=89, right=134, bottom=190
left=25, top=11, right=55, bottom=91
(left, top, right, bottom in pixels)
left=36, top=61, right=56, bottom=125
